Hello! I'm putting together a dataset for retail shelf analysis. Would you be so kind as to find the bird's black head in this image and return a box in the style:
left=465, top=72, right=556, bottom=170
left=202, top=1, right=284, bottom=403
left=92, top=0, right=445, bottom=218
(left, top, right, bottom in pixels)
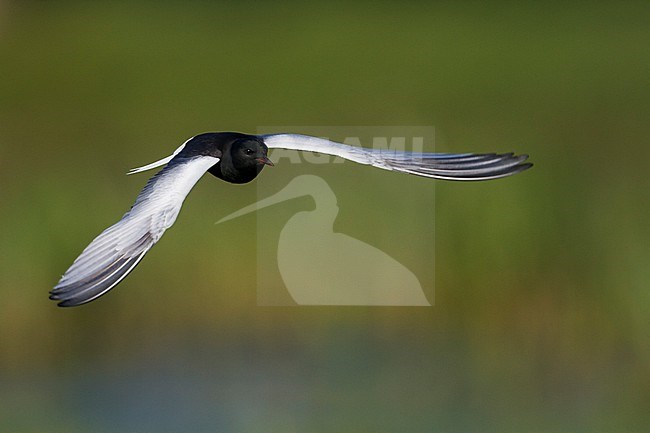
left=191, top=132, right=273, bottom=184
left=231, top=138, right=274, bottom=170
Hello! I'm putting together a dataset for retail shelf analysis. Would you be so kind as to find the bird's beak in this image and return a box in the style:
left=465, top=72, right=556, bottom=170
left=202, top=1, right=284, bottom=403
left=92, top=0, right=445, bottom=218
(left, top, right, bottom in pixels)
left=257, top=157, right=274, bottom=166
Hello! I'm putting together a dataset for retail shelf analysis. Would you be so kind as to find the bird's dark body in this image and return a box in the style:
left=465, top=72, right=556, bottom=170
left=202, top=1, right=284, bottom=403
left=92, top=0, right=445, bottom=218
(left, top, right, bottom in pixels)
left=177, top=132, right=271, bottom=184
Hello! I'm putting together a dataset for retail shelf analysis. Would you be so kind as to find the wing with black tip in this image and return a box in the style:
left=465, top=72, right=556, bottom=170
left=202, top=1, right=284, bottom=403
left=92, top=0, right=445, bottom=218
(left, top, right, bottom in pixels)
left=262, top=133, right=532, bottom=180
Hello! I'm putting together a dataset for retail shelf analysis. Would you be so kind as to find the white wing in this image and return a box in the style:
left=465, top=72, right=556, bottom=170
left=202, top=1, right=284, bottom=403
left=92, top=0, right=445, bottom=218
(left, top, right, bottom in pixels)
left=262, top=133, right=531, bottom=181
left=50, top=155, right=219, bottom=307
left=126, top=138, right=191, bottom=175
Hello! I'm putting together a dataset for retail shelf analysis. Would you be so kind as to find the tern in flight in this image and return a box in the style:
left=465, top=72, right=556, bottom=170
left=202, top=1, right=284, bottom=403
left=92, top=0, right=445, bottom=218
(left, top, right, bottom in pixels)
left=50, top=132, right=532, bottom=307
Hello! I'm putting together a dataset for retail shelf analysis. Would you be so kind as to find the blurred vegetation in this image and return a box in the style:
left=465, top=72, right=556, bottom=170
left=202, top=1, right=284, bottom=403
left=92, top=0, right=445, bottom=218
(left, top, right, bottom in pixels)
left=0, top=1, right=649, bottom=432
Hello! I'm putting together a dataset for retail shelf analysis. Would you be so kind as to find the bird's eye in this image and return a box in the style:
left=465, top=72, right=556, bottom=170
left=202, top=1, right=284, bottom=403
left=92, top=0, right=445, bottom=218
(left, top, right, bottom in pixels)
left=245, top=148, right=254, bottom=155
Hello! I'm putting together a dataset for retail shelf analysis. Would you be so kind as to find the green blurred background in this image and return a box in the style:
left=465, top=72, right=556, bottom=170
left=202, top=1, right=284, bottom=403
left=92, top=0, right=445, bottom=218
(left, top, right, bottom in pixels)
left=1, top=1, right=648, bottom=431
